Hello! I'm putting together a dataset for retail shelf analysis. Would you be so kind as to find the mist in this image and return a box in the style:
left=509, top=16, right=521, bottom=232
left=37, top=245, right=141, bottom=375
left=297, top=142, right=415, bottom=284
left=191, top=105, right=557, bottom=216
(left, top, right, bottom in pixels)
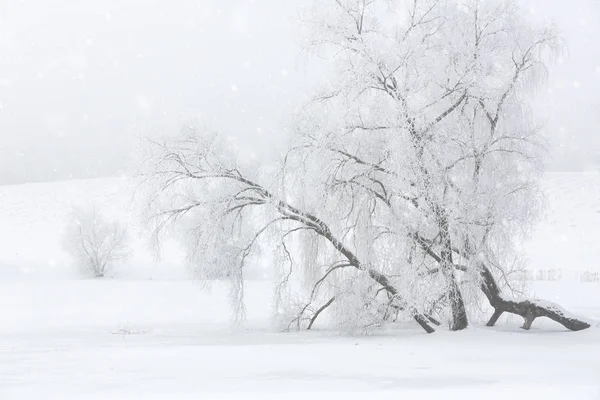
left=0, top=0, right=598, bottom=185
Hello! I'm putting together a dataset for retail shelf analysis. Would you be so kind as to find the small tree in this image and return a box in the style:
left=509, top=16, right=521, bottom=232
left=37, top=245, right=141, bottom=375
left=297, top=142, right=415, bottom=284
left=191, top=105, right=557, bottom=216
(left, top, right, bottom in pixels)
left=62, top=206, right=130, bottom=278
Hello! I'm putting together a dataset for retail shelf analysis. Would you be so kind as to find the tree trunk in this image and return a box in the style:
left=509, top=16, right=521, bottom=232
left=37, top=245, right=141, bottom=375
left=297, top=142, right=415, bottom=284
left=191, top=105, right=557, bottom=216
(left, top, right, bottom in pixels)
left=446, top=278, right=469, bottom=331
left=437, top=207, right=469, bottom=331
left=407, top=108, right=469, bottom=332
left=479, top=264, right=590, bottom=331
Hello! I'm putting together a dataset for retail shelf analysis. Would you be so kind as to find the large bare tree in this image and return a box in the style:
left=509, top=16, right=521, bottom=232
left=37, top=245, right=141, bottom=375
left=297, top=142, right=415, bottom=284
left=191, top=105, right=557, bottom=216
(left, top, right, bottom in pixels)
left=140, top=0, right=590, bottom=333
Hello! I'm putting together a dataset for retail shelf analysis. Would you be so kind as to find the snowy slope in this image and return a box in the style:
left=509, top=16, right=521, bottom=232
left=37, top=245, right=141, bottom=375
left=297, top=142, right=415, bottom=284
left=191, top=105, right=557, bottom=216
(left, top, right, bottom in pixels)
left=1, top=172, right=599, bottom=280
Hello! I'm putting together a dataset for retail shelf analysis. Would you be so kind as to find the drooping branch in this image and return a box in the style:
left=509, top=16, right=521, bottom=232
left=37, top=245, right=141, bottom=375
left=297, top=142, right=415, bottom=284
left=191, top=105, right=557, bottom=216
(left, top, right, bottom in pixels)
left=296, top=210, right=435, bottom=333
left=148, top=143, right=436, bottom=333
left=272, top=186, right=436, bottom=333
left=307, top=296, right=337, bottom=330
left=289, top=262, right=352, bottom=330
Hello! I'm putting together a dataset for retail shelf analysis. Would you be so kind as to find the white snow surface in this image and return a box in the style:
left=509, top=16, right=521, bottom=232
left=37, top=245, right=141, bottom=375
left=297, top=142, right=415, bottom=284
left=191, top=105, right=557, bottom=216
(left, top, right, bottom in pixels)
left=0, top=173, right=599, bottom=398
left=1, top=280, right=599, bottom=399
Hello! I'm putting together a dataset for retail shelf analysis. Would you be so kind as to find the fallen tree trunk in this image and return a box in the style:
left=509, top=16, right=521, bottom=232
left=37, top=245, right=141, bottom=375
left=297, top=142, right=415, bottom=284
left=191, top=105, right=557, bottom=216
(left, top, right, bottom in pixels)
left=479, top=264, right=591, bottom=331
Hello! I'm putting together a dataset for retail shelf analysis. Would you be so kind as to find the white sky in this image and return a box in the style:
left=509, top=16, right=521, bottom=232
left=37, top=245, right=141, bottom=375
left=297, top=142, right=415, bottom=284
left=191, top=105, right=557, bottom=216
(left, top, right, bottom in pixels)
left=0, top=0, right=599, bottom=184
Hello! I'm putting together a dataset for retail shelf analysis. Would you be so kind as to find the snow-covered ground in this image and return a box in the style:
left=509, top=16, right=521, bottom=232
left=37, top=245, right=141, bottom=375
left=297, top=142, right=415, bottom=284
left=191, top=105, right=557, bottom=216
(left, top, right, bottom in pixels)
left=1, top=280, right=599, bottom=399
left=0, top=174, right=599, bottom=398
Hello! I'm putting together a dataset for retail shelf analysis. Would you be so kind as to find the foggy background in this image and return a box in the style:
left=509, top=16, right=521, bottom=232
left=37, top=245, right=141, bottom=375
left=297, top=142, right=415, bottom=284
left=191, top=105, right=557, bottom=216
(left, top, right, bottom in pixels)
left=0, top=0, right=598, bottom=185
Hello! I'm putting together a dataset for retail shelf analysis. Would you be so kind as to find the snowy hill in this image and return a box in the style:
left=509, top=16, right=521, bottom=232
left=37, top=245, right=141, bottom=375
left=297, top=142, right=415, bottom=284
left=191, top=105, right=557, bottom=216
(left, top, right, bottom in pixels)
left=0, top=172, right=599, bottom=280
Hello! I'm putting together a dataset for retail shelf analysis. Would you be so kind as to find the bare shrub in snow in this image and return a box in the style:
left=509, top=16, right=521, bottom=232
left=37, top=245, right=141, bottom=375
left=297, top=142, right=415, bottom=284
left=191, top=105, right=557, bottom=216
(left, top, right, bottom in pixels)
left=140, top=0, right=590, bottom=333
left=581, top=271, right=599, bottom=283
left=62, top=206, right=131, bottom=278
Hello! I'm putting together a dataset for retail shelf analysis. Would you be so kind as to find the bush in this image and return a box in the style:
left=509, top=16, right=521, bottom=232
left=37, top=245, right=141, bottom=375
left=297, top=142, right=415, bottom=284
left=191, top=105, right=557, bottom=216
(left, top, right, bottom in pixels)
left=62, top=206, right=130, bottom=278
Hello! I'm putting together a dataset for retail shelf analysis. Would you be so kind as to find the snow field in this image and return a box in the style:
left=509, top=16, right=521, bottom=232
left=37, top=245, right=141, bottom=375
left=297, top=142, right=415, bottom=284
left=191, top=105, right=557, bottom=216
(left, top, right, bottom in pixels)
left=0, top=280, right=599, bottom=399
left=1, top=173, right=600, bottom=398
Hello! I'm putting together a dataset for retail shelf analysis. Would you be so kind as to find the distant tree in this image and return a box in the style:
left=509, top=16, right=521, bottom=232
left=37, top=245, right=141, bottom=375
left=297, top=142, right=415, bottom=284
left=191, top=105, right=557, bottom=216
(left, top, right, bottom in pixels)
left=62, top=206, right=130, bottom=278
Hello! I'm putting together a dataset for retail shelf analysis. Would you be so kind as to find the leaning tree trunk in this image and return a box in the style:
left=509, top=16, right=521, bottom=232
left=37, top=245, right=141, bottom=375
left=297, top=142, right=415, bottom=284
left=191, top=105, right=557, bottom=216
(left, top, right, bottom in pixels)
left=479, top=263, right=591, bottom=331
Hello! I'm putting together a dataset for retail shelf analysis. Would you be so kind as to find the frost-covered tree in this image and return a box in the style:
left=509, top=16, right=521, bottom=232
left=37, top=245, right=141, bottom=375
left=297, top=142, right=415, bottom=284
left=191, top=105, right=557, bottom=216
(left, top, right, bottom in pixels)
left=141, top=0, right=590, bottom=333
left=62, top=206, right=131, bottom=278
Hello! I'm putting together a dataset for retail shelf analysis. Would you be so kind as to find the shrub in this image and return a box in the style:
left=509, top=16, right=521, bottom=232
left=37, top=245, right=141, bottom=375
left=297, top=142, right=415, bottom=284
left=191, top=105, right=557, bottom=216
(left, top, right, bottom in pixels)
left=62, top=206, right=130, bottom=278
